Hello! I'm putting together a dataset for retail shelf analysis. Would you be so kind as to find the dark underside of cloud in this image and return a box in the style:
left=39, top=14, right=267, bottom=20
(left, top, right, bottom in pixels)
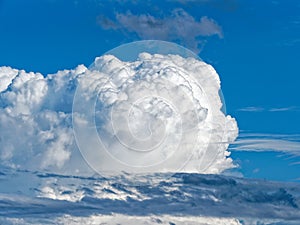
left=0, top=168, right=300, bottom=224
left=97, top=8, right=223, bottom=53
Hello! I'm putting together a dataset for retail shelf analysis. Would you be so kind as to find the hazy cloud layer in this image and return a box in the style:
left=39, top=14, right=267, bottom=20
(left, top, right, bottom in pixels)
left=97, top=9, right=223, bottom=53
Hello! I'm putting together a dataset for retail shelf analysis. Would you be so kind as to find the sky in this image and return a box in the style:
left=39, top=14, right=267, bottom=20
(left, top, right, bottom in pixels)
left=0, top=0, right=300, bottom=182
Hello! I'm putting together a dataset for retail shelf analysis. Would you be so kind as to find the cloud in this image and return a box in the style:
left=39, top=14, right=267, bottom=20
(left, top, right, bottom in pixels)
left=73, top=53, right=238, bottom=174
left=230, top=133, right=300, bottom=156
left=0, top=65, right=87, bottom=173
left=237, top=106, right=299, bottom=112
left=56, top=215, right=242, bottom=225
left=269, top=106, right=299, bottom=112
left=237, top=106, right=264, bottom=112
left=97, top=9, right=223, bottom=53
left=0, top=53, right=238, bottom=175
left=1, top=169, right=300, bottom=224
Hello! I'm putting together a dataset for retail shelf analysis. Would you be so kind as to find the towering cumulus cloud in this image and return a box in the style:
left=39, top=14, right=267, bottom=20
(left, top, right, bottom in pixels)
left=0, top=53, right=238, bottom=175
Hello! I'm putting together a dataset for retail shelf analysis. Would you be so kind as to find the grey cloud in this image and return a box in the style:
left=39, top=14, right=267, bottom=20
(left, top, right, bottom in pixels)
left=97, top=9, right=223, bottom=53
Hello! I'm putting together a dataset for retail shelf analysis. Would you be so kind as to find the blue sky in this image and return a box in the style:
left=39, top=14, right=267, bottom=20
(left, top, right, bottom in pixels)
left=1, top=0, right=300, bottom=181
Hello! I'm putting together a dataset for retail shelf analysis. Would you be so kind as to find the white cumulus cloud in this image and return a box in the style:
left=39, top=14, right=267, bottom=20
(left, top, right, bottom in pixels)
left=0, top=53, right=238, bottom=175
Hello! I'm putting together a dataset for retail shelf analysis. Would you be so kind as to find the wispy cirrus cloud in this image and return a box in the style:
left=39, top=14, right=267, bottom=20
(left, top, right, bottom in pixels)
left=97, top=9, right=223, bottom=53
left=269, top=106, right=299, bottom=112
left=230, top=133, right=300, bottom=156
left=237, top=107, right=264, bottom=112
left=237, top=106, right=299, bottom=112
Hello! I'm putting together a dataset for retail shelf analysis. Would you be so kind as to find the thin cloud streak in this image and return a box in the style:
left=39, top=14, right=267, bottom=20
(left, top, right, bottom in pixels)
left=237, top=106, right=299, bottom=112
left=230, top=133, right=300, bottom=156
left=269, top=106, right=298, bottom=112
left=237, top=106, right=264, bottom=112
